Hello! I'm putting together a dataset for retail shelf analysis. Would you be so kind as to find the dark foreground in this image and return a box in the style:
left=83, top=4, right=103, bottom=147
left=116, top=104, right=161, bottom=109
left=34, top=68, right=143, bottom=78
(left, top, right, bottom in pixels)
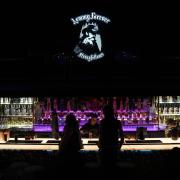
left=0, top=149, right=179, bottom=180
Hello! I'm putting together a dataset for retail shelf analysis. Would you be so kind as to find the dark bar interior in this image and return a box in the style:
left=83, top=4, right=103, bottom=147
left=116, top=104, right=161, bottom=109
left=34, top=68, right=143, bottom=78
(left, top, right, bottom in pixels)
left=0, top=1, right=180, bottom=179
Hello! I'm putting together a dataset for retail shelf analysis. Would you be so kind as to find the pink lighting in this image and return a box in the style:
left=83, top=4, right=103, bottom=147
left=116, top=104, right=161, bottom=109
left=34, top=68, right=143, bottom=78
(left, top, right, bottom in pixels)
left=33, top=124, right=164, bottom=132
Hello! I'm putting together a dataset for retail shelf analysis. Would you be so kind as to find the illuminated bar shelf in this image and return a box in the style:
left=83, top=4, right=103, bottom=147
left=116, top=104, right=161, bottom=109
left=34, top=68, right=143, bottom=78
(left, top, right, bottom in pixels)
left=33, top=124, right=162, bottom=132
left=0, top=97, right=35, bottom=130
left=0, top=115, right=33, bottom=117
left=159, top=102, right=180, bottom=104
left=160, top=114, right=180, bottom=116
left=0, top=103, right=33, bottom=105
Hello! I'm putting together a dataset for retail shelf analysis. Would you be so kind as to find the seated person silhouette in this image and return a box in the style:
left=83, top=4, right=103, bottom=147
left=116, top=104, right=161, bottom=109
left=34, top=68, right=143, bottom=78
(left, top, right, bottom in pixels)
left=80, top=114, right=99, bottom=138
left=59, top=114, right=83, bottom=168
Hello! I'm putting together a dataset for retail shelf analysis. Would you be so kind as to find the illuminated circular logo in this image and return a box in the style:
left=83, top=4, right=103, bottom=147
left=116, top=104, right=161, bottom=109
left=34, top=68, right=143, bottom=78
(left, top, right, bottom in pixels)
left=71, top=12, right=111, bottom=62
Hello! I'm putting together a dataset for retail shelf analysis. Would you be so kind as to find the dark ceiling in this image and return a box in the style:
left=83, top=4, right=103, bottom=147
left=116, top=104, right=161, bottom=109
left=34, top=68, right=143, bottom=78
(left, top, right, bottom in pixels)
left=1, top=1, right=180, bottom=58
left=0, top=1, right=180, bottom=95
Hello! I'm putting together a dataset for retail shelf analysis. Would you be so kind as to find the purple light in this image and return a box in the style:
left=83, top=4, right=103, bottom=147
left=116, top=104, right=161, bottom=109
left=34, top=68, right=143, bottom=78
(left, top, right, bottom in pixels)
left=33, top=124, right=165, bottom=132
left=33, top=125, right=64, bottom=132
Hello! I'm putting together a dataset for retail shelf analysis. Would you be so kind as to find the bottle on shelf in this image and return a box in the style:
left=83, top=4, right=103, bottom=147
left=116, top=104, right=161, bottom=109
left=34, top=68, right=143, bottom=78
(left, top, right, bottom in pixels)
left=25, top=98, right=28, bottom=104
left=169, top=104, right=173, bottom=114
left=20, top=98, right=24, bottom=104
left=159, top=105, right=162, bottom=114
left=4, top=105, right=10, bottom=116
left=21, top=105, right=27, bottom=115
left=163, top=104, right=167, bottom=114
left=15, top=104, right=21, bottom=115
left=172, top=96, right=177, bottom=103
left=174, top=104, right=178, bottom=114
left=119, top=98, right=123, bottom=112
left=171, top=104, right=175, bottom=114
left=177, top=96, right=180, bottom=102
left=10, top=104, right=15, bottom=115
left=29, top=98, right=33, bottom=104
left=169, top=96, right=173, bottom=103
left=27, top=105, right=32, bottom=115
left=3, top=98, right=6, bottom=104
left=162, top=96, right=167, bottom=103
left=161, top=104, right=164, bottom=114
left=5, top=98, right=9, bottom=104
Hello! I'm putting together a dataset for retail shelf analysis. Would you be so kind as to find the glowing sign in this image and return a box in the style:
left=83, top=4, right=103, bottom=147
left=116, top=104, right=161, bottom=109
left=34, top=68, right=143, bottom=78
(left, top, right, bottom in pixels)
left=71, top=12, right=111, bottom=62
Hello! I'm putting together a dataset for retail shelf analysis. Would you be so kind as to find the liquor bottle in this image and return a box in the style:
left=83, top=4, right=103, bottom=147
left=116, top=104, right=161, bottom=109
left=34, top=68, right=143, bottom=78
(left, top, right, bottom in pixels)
left=137, top=97, right=142, bottom=110
left=5, top=97, right=9, bottom=104
left=47, top=98, right=51, bottom=114
left=20, top=98, right=24, bottom=104
left=167, top=104, right=171, bottom=114
left=113, top=97, right=117, bottom=113
left=67, top=100, right=71, bottom=111
left=27, top=105, right=32, bottom=115
left=169, top=96, right=173, bottom=103
left=163, top=104, right=167, bottom=114
left=119, top=98, right=123, bottom=111
left=177, top=96, right=180, bottom=102
left=125, top=97, right=129, bottom=111
left=4, top=105, right=10, bottom=115
left=53, top=98, right=58, bottom=112
left=159, top=96, right=162, bottom=103
left=171, top=104, right=174, bottom=114
left=3, top=98, right=5, bottom=104
left=24, top=97, right=27, bottom=103
left=160, top=105, right=163, bottom=114
left=172, top=96, right=177, bottom=103
left=10, top=104, right=16, bottom=115
left=166, top=96, right=169, bottom=102
left=162, top=96, right=167, bottom=103
left=15, top=104, right=21, bottom=115
left=27, top=97, right=31, bottom=104
left=27, top=98, right=29, bottom=103
left=158, top=105, right=161, bottom=114
left=174, top=105, right=178, bottom=114
left=0, top=104, right=3, bottom=115
left=0, top=98, right=3, bottom=104
left=21, top=105, right=27, bottom=115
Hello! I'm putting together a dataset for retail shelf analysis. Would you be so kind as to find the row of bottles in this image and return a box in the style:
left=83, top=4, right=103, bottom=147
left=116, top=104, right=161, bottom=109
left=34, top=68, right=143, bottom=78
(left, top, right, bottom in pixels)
left=35, top=97, right=153, bottom=115
left=34, top=110, right=158, bottom=126
left=0, top=97, right=33, bottom=104
left=158, top=96, right=180, bottom=126
left=159, top=104, right=180, bottom=114
left=0, top=117, right=33, bottom=129
left=159, top=96, right=180, bottom=103
left=0, top=97, right=34, bottom=129
left=0, top=104, right=33, bottom=116
left=36, top=97, right=154, bottom=113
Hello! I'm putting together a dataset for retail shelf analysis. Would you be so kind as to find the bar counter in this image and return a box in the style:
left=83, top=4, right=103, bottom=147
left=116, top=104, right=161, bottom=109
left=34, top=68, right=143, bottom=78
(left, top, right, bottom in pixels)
left=0, top=138, right=180, bottom=151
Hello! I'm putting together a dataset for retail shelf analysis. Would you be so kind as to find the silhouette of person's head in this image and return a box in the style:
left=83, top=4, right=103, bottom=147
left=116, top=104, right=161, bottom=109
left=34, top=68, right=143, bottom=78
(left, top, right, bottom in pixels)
left=51, top=109, right=58, bottom=119
left=65, top=113, right=78, bottom=128
left=103, top=105, right=114, bottom=119
left=88, top=113, right=98, bottom=125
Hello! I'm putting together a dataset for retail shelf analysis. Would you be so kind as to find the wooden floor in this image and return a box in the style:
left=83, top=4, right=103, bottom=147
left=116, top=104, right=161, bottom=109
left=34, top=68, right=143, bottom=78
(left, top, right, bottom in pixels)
left=0, top=138, right=180, bottom=151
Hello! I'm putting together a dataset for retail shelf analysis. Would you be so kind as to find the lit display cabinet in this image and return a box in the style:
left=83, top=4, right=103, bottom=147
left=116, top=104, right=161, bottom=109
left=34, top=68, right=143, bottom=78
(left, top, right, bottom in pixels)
left=1, top=96, right=177, bottom=132
left=33, top=97, right=159, bottom=132
left=0, top=97, right=36, bottom=129
left=155, top=96, right=180, bottom=128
